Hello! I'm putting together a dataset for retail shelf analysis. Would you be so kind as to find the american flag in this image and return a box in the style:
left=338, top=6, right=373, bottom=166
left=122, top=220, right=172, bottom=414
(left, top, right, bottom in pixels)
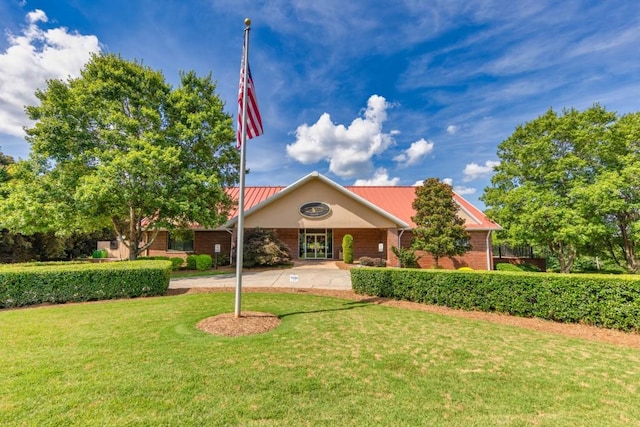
left=237, top=53, right=263, bottom=147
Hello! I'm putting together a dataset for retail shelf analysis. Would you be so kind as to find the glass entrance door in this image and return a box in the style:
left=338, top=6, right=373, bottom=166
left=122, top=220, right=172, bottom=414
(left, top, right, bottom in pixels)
left=299, top=229, right=333, bottom=259
left=305, top=233, right=326, bottom=259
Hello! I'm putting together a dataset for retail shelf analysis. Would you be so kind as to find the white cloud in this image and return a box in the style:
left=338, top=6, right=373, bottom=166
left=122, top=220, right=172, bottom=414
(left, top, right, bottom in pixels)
left=413, top=177, right=475, bottom=195
left=0, top=10, right=101, bottom=137
left=462, top=160, right=500, bottom=182
left=393, top=138, right=434, bottom=166
left=453, top=186, right=477, bottom=195
left=354, top=168, right=400, bottom=186
left=286, top=94, right=397, bottom=178
left=446, top=125, right=458, bottom=134
left=26, top=9, right=47, bottom=24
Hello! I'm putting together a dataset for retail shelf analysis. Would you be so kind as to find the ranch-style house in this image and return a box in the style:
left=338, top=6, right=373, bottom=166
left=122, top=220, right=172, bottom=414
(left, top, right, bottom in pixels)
left=104, top=172, right=502, bottom=270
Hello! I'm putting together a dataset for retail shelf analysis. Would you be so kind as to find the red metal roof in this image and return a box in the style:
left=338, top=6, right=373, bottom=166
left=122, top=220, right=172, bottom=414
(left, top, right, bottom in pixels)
left=224, top=181, right=500, bottom=231
left=346, top=186, right=417, bottom=226
left=346, top=186, right=500, bottom=230
left=225, top=186, right=283, bottom=219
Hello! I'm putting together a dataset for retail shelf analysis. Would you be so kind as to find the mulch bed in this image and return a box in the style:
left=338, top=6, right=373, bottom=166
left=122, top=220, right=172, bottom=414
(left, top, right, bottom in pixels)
left=197, top=311, right=281, bottom=337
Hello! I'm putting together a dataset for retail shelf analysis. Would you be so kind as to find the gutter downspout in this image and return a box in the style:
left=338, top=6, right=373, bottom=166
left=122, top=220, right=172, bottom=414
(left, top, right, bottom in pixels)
left=224, top=227, right=234, bottom=265
left=486, top=230, right=492, bottom=271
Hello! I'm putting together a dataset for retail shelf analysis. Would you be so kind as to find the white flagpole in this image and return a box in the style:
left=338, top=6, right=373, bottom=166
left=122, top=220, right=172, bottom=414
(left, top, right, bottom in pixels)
left=234, top=19, right=251, bottom=318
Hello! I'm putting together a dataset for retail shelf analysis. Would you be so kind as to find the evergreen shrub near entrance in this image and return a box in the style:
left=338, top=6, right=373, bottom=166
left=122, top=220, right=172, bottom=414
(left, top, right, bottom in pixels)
left=0, top=260, right=171, bottom=308
left=351, top=268, right=640, bottom=332
left=342, top=234, right=353, bottom=264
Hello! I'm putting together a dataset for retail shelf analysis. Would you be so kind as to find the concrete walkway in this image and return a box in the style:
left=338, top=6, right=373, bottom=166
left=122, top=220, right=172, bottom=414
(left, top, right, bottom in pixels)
left=169, top=261, right=353, bottom=291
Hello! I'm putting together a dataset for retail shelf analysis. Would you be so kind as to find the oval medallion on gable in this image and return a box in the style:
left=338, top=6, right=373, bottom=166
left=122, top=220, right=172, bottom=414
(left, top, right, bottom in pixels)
left=300, top=202, right=331, bottom=218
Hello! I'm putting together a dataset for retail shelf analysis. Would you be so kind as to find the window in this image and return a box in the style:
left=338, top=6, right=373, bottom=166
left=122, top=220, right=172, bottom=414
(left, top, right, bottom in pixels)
left=168, top=233, right=194, bottom=252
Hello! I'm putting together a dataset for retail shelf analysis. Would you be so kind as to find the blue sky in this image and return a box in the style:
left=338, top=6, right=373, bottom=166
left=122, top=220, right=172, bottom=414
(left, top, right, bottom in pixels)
left=1, top=1, right=639, bottom=209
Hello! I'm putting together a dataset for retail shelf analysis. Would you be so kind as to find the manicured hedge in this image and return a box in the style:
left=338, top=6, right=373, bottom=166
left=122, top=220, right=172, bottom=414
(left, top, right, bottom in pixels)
left=351, top=268, right=640, bottom=332
left=138, top=256, right=184, bottom=270
left=0, top=260, right=171, bottom=308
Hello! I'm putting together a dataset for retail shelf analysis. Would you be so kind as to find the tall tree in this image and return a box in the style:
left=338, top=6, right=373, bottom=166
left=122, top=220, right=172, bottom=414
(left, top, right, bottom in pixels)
left=482, top=105, right=616, bottom=272
left=411, top=178, right=471, bottom=268
left=0, top=150, right=14, bottom=206
left=0, top=150, right=13, bottom=187
left=572, top=112, right=640, bottom=272
left=0, top=150, right=27, bottom=263
left=0, top=54, right=239, bottom=259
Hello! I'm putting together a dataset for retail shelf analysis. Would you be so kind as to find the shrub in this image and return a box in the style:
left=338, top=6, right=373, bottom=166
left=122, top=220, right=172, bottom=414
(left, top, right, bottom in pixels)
left=391, top=246, right=421, bottom=268
left=342, top=234, right=354, bottom=264
left=91, top=249, right=108, bottom=259
left=372, top=258, right=386, bottom=267
left=570, top=257, right=626, bottom=274
left=571, top=257, right=599, bottom=273
left=243, top=228, right=291, bottom=268
left=359, top=257, right=386, bottom=267
left=212, top=253, right=230, bottom=267
left=186, top=254, right=197, bottom=270
left=195, top=254, right=213, bottom=271
left=351, top=268, right=640, bottom=332
left=496, top=263, right=522, bottom=272
left=518, top=263, right=541, bottom=272
left=0, top=260, right=171, bottom=308
left=170, top=257, right=184, bottom=270
left=359, top=256, right=373, bottom=266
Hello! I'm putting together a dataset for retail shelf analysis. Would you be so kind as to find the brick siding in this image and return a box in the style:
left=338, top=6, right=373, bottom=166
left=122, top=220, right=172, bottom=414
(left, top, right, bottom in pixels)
left=385, top=230, right=492, bottom=270
left=145, top=230, right=233, bottom=261
left=144, top=227, right=495, bottom=270
left=334, top=228, right=388, bottom=260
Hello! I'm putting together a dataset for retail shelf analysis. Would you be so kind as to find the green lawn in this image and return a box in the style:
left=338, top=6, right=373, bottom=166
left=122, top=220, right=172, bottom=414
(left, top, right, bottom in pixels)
left=1, top=292, right=639, bottom=426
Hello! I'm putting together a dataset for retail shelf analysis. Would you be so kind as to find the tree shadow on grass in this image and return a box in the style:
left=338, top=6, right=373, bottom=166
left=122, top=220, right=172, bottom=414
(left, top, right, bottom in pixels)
left=278, top=299, right=376, bottom=318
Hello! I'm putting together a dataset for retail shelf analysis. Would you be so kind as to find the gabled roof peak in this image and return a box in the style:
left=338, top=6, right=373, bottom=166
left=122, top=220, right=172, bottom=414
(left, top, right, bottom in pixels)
left=225, top=172, right=501, bottom=231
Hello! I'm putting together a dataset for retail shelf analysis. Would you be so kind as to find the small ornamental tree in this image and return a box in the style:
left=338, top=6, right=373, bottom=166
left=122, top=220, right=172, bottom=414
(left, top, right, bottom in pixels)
left=342, top=234, right=354, bottom=264
left=411, top=178, right=471, bottom=268
left=243, top=228, right=291, bottom=267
